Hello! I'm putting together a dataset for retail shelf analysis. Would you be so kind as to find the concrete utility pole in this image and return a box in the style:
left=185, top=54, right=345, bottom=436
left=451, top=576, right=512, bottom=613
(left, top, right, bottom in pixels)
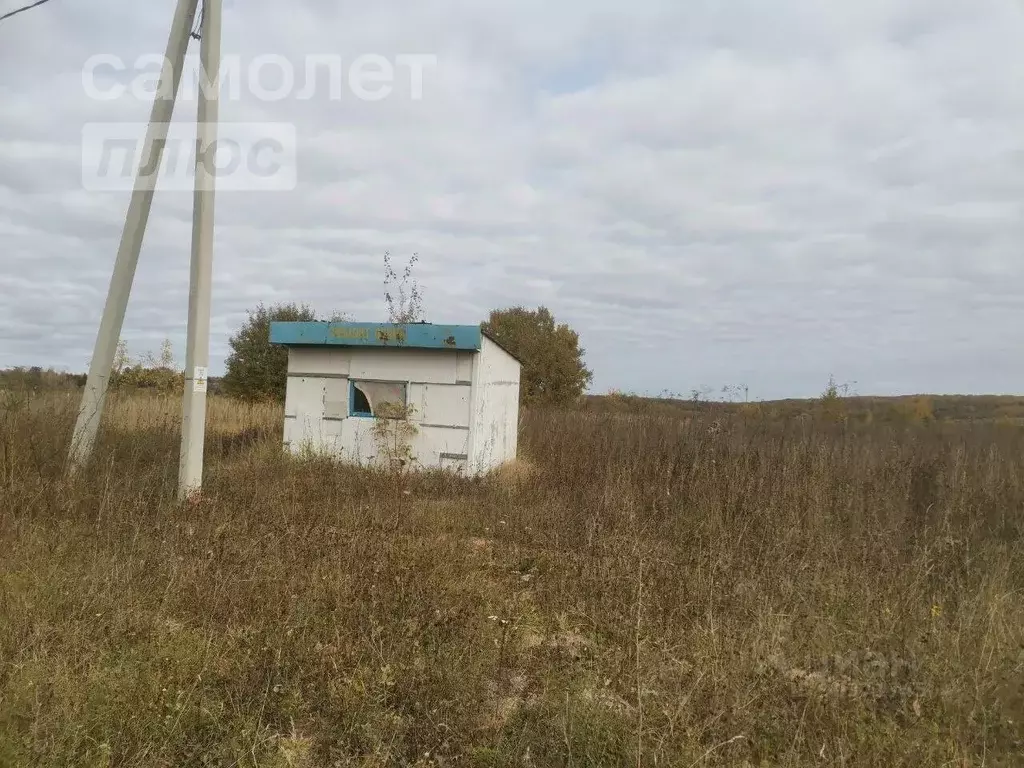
left=178, top=0, right=222, bottom=500
left=68, top=0, right=200, bottom=469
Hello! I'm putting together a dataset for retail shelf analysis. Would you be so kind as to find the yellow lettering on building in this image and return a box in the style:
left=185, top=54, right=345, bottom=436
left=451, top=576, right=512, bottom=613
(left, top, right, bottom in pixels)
left=375, top=327, right=407, bottom=343
left=330, top=326, right=369, bottom=340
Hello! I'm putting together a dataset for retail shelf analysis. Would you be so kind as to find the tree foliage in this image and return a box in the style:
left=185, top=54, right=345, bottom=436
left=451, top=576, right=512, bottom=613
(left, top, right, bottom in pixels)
left=110, top=338, right=183, bottom=393
left=223, top=302, right=319, bottom=402
left=481, top=306, right=592, bottom=406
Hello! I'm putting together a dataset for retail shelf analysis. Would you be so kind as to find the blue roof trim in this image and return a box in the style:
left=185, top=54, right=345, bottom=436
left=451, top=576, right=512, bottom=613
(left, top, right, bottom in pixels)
left=269, top=321, right=483, bottom=351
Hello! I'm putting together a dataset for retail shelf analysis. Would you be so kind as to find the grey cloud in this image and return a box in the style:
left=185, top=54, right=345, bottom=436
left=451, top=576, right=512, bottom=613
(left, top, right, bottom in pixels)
left=2, top=0, right=1024, bottom=398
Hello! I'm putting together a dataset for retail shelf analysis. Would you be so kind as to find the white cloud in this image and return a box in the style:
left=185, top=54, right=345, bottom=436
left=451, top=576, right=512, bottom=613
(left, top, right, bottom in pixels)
left=1, top=0, right=1024, bottom=398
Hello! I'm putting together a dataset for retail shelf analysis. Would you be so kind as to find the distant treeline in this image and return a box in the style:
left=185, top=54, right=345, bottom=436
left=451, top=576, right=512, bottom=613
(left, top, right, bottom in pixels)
left=3, top=365, right=1022, bottom=426
left=0, top=367, right=86, bottom=391
left=0, top=367, right=226, bottom=395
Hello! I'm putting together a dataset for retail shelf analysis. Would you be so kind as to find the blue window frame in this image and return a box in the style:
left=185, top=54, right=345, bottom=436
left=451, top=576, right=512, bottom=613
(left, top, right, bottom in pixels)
left=349, top=380, right=408, bottom=419
left=349, top=380, right=372, bottom=417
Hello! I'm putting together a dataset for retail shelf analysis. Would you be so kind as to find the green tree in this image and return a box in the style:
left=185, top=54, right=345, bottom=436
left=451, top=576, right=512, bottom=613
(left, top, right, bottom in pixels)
left=223, top=302, right=319, bottom=402
left=481, top=306, right=592, bottom=406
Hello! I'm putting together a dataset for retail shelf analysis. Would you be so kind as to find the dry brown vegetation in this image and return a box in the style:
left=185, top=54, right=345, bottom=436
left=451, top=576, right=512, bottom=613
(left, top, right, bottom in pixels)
left=586, top=390, right=1024, bottom=428
left=1, top=391, right=1022, bottom=766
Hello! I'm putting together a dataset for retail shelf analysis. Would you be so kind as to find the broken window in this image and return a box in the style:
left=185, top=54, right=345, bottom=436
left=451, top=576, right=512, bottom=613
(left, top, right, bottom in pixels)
left=349, top=380, right=408, bottom=418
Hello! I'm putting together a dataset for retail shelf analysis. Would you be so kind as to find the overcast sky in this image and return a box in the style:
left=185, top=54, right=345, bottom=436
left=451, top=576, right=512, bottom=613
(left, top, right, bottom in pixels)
left=2, top=0, right=1023, bottom=399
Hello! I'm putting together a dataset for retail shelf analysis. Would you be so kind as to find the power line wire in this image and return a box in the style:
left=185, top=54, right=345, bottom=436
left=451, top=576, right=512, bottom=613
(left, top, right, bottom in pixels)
left=0, top=0, right=54, bottom=24
left=2, top=0, right=206, bottom=45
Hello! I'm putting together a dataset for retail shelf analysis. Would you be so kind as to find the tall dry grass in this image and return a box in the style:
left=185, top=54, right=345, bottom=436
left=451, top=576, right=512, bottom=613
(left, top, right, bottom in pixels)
left=1, top=392, right=1022, bottom=766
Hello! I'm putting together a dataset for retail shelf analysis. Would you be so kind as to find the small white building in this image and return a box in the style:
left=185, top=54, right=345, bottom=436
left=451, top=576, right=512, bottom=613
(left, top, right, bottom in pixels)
left=269, top=321, right=521, bottom=475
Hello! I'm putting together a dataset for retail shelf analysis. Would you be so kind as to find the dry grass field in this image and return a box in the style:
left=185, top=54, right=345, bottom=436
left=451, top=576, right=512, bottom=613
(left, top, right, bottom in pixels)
left=1, top=391, right=1022, bottom=766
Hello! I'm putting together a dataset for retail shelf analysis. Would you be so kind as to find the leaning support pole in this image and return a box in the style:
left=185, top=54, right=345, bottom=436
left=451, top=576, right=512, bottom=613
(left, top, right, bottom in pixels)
left=178, top=0, right=222, bottom=500
left=68, top=0, right=201, bottom=471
